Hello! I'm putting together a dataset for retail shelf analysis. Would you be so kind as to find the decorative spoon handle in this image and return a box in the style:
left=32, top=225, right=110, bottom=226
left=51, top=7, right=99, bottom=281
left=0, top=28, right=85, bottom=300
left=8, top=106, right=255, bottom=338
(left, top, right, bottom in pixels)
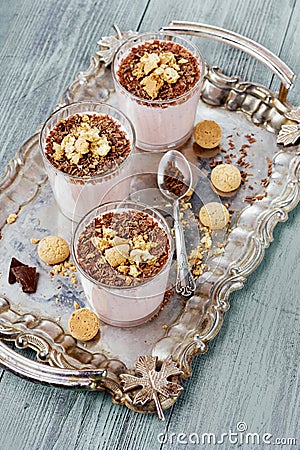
left=173, top=200, right=196, bottom=297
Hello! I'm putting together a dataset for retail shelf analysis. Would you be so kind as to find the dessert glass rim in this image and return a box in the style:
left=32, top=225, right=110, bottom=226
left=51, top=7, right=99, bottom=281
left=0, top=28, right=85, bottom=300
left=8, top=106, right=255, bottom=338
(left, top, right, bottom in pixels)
left=72, top=200, right=174, bottom=291
left=112, top=30, right=206, bottom=105
left=39, top=100, right=136, bottom=182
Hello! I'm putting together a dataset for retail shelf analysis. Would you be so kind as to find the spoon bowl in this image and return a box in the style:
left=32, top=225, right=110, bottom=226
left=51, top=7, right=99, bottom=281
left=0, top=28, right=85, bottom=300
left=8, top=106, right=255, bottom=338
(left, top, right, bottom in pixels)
left=157, top=150, right=193, bottom=201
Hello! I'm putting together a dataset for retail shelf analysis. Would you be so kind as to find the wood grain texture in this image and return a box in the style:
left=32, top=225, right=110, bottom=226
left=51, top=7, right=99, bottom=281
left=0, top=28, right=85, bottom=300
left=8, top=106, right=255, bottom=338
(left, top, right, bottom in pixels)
left=0, top=0, right=148, bottom=175
left=0, top=0, right=299, bottom=449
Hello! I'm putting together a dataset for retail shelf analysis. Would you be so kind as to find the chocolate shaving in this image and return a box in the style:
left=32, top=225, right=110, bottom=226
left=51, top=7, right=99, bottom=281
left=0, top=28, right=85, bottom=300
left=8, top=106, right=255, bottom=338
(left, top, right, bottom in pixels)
left=45, top=114, right=131, bottom=178
left=117, top=40, right=200, bottom=101
left=162, top=161, right=188, bottom=197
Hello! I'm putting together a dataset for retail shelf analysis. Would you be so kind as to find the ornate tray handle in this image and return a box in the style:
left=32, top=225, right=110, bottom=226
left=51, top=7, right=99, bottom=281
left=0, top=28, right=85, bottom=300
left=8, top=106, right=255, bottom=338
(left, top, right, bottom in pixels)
left=0, top=340, right=106, bottom=389
left=162, top=21, right=296, bottom=103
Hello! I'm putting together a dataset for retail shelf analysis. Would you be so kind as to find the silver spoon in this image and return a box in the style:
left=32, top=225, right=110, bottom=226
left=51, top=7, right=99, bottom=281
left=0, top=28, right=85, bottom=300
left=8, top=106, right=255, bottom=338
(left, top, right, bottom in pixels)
left=157, top=150, right=196, bottom=297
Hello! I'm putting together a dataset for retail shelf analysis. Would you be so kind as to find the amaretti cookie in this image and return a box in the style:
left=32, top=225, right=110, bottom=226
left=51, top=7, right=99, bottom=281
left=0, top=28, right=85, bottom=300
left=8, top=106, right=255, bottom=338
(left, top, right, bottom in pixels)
left=194, top=120, right=222, bottom=149
left=68, top=308, right=100, bottom=341
left=210, top=163, right=241, bottom=193
left=38, top=236, right=70, bottom=265
left=199, top=202, right=230, bottom=230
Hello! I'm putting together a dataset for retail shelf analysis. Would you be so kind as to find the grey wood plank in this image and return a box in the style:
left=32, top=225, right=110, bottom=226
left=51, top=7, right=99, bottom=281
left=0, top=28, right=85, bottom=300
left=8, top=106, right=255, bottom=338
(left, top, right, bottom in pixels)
left=0, top=0, right=299, bottom=449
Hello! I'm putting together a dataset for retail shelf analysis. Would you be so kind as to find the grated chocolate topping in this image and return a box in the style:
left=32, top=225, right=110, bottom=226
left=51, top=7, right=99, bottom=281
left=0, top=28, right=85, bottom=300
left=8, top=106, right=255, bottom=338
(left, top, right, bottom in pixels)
left=76, top=210, right=170, bottom=287
left=117, top=40, right=200, bottom=101
left=45, top=114, right=131, bottom=178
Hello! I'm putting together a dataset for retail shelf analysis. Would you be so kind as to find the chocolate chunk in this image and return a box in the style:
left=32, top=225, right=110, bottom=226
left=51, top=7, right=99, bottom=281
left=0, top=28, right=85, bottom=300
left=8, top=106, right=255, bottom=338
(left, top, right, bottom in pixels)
left=11, top=266, right=37, bottom=293
left=8, top=257, right=26, bottom=284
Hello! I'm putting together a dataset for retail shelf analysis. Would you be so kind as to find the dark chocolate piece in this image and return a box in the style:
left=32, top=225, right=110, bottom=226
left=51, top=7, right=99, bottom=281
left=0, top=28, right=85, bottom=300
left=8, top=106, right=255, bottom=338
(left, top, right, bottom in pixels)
left=8, top=257, right=26, bottom=284
left=11, top=266, right=37, bottom=293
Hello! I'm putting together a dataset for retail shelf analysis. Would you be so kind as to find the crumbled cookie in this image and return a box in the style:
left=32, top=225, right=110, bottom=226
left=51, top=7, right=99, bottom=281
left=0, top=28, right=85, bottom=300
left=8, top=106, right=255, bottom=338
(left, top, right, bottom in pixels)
left=105, top=244, right=130, bottom=268
left=132, top=50, right=182, bottom=98
left=6, top=213, right=18, bottom=224
left=38, top=236, right=70, bottom=265
left=53, top=123, right=111, bottom=165
left=194, top=120, right=222, bottom=149
left=210, top=163, right=241, bottom=193
left=141, top=72, right=164, bottom=99
left=199, top=202, right=230, bottom=230
left=70, top=275, right=77, bottom=285
left=129, top=249, right=154, bottom=265
left=133, top=52, right=160, bottom=76
left=68, top=308, right=100, bottom=341
left=50, top=261, right=76, bottom=280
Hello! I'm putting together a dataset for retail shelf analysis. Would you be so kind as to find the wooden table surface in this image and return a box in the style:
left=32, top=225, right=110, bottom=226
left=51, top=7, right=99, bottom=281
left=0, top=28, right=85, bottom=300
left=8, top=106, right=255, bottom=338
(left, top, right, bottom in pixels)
left=0, top=1, right=299, bottom=449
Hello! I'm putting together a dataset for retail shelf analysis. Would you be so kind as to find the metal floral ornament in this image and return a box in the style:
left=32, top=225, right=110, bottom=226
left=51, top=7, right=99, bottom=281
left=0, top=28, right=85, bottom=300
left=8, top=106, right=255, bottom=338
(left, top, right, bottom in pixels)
left=97, top=25, right=137, bottom=66
left=277, top=108, right=300, bottom=146
left=120, top=355, right=183, bottom=420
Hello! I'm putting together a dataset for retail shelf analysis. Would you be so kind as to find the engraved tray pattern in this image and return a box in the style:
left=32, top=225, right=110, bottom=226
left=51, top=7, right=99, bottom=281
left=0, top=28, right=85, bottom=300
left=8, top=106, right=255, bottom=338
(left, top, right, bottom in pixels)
left=0, top=33, right=299, bottom=416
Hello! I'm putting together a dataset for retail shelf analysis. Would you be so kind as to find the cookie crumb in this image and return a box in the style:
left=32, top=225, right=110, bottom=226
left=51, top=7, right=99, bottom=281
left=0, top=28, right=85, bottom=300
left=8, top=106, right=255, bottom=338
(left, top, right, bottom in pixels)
left=74, top=301, right=80, bottom=310
left=30, top=238, right=40, bottom=244
left=6, top=213, right=18, bottom=224
left=50, top=261, right=77, bottom=282
left=71, top=275, right=77, bottom=285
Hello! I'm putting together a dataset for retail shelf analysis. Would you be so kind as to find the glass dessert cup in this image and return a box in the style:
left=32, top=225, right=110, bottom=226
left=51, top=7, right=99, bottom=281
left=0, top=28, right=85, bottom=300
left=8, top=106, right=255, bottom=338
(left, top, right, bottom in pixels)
left=73, top=201, right=174, bottom=327
left=39, top=101, right=135, bottom=222
left=112, top=31, right=206, bottom=152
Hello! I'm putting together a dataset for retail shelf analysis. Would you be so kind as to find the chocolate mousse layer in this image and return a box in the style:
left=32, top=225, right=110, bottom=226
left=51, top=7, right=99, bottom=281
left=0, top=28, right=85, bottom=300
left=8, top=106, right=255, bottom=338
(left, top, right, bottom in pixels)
left=76, top=210, right=170, bottom=287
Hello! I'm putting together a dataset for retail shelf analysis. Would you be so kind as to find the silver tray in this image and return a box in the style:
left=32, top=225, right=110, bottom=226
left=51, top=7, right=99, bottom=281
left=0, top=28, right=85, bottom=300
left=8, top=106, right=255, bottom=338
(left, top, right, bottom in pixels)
left=0, top=22, right=299, bottom=419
